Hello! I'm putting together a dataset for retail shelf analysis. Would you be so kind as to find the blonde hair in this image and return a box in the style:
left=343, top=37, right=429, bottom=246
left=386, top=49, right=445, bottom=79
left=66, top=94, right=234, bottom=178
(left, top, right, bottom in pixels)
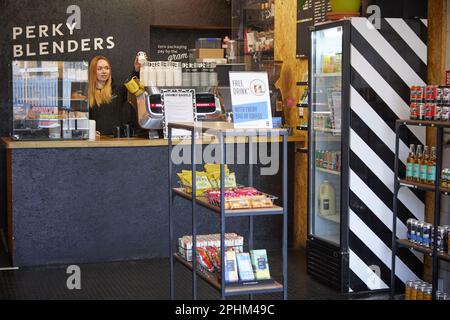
left=89, top=56, right=113, bottom=107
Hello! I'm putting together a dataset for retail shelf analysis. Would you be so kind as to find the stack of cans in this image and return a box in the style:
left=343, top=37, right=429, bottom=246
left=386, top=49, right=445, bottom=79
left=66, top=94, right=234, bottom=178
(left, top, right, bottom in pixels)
left=410, top=85, right=450, bottom=121
left=406, top=219, right=450, bottom=252
left=405, top=280, right=433, bottom=300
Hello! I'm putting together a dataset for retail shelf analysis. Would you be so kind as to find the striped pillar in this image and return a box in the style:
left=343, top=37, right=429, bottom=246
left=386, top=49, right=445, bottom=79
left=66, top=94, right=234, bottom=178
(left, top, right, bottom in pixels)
left=348, top=18, right=428, bottom=292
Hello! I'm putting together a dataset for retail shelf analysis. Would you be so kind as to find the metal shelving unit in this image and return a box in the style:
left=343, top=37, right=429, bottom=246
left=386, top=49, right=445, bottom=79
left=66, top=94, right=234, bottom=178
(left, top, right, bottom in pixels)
left=391, top=119, right=450, bottom=300
left=168, top=121, right=288, bottom=300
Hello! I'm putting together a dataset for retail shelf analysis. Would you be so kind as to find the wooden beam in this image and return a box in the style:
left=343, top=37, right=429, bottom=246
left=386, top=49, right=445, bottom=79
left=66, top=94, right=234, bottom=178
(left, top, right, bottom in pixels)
left=424, top=0, right=447, bottom=283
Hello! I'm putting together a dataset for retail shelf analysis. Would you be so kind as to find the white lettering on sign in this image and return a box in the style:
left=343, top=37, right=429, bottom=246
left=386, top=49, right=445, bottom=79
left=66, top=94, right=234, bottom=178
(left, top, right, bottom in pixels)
left=11, top=5, right=117, bottom=58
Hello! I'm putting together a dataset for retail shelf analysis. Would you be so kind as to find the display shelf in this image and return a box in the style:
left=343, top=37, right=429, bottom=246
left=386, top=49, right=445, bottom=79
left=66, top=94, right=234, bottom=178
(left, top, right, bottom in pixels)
left=397, top=119, right=450, bottom=129
left=314, top=128, right=341, bottom=135
left=169, top=121, right=288, bottom=300
left=317, top=167, right=341, bottom=176
left=399, top=179, right=450, bottom=195
left=173, top=188, right=284, bottom=217
left=399, top=179, right=436, bottom=192
left=314, top=73, right=342, bottom=78
left=174, top=254, right=284, bottom=296
left=392, top=120, right=447, bottom=300
left=396, top=240, right=450, bottom=261
left=318, top=214, right=340, bottom=224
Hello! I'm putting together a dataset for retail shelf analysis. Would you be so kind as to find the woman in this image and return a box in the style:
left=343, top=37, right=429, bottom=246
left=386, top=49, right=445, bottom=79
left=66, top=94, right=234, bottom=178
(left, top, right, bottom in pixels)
left=88, top=55, right=140, bottom=136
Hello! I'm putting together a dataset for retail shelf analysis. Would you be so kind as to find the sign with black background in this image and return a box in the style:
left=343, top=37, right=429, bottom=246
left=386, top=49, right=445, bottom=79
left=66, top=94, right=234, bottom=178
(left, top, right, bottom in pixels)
left=149, top=27, right=230, bottom=62
left=296, top=0, right=331, bottom=58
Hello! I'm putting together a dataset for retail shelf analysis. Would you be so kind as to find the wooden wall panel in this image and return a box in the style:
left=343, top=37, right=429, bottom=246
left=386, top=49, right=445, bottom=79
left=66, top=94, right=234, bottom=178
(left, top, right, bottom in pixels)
left=275, top=0, right=309, bottom=248
left=424, top=0, right=447, bottom=283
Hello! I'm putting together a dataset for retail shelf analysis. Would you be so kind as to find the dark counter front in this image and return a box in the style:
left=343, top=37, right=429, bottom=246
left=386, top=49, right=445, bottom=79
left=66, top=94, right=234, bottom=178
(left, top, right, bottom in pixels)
left=1, top=136, right=303, bottom=267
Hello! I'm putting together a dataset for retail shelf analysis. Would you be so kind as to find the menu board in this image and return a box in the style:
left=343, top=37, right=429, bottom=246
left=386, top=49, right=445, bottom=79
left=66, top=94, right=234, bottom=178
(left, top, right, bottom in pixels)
left=296, top=0, right=331, bottom=58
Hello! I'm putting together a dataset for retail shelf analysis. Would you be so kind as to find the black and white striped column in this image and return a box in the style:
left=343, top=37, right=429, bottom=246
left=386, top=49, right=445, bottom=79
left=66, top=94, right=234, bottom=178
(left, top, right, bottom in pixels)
left=348, top=18, right=427, bottom=292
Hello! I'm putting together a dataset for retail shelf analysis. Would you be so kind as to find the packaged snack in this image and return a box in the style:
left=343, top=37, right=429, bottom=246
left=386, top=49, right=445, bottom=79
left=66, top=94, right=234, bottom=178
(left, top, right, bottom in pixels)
left=196, top=247, right=215, bottom=273
left=205, top=246, right=221, bottom=272
left=205, top=164, right=230, bottom=175
left=211, top=172, right=237, bottom=189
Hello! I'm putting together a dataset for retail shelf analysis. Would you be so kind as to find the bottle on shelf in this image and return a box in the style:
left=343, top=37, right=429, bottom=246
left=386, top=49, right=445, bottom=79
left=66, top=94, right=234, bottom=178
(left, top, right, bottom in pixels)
left=419, top=146, right=429, bottom=183
left=413, top=145, right=423, bottom=183
left=427, top=147, right=437, bottom=185
left=318, top=180, right=336, bottom=218
left=406, top=144, right=416, bottom=181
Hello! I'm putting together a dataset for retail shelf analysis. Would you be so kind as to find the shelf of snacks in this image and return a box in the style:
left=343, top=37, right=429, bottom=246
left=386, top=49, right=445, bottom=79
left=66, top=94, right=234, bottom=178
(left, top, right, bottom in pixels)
left=176, top=165, right=283, bottom=217
left=174, top=254, right=283, bottom=296
left=175, top=234, right=283, bottom=296
left=396, top=239, right=450, bottom=262
left=173, top=189, right=283, bottom=217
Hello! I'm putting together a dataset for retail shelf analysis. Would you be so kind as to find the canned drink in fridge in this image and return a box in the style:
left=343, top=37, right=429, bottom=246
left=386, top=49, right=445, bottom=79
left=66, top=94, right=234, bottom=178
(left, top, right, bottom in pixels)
left=442, top=87, right=450, bottom=103
left=436, top=291, right=446, bottom=300
left=405, top=280, right=415, bottom=300
left=422, top=223, right=433, bottom=248
left=410, top=103, right=418, bottom=120
left=425, top=103, right=435, bottom=121
left=410, top=220, right=419, bottom=243
left=436, top=226, right=447, bottom=252
left=411, top=282, right=423, bottom=300
left=418, top=103, right=426, bottom=120
left=435, top=104, right=442, bottom=121
left=423, top=286, right=433, bottom=300
left=442, top=105, right=450, bottom=121
left=448, top=227, right=450, bottom=253
left=417, top=284, right=427, bottom=300
left=416, top=222, right=425, bottom=245
left=407, top=219, right=418, bottom=242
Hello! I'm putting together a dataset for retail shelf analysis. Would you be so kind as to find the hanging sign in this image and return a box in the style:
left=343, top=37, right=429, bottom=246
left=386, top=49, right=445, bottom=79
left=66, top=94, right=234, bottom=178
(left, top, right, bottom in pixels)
left=229, top=72, right=273, bottom=129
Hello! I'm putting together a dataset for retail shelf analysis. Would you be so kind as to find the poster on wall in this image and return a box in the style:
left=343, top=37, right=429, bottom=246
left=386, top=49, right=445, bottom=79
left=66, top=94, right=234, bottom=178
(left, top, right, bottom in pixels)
left=161, top=89, right=197, bottom=139
left=229, top=72, right=273, bottom=129
left=149, top=27, right=230, bottom=62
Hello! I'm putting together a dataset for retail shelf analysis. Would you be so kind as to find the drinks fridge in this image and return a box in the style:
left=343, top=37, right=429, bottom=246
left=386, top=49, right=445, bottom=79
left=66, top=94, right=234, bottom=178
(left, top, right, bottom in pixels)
left=308, top=18, right=427, bottom=293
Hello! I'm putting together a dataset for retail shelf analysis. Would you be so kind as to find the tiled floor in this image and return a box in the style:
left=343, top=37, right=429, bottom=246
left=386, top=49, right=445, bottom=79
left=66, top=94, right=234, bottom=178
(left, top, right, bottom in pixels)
left=0, top=249, right=390, bottom=300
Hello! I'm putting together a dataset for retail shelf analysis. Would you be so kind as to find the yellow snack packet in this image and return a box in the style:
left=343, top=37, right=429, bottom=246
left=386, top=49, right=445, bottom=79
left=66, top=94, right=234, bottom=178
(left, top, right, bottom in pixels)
left=211, top=172, right=237, bottom=189
left=205, top=164, right=230, bottom=176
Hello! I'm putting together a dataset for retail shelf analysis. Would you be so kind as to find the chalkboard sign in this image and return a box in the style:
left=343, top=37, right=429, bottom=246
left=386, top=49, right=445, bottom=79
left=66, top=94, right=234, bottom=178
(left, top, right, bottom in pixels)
left=296, top=0, right=331, bottom=58
left=149, top=26, right=230, bottom=62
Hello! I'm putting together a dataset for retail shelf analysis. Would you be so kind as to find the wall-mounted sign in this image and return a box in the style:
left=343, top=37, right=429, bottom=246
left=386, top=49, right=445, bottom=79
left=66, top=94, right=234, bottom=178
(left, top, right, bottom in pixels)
left=229, top=72, right=272, bottom=129
left=296, top=0, right=331, bottom=58
left=11, top=5, right=116, bottom=58
left=149, top=27, right=230, bottom=62
left=161, top=89, right=197, bottom=139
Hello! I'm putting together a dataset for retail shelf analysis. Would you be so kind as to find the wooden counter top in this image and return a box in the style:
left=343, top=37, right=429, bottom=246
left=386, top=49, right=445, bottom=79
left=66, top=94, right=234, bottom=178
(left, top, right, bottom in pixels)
left=1, top=135, right=305, bottom=150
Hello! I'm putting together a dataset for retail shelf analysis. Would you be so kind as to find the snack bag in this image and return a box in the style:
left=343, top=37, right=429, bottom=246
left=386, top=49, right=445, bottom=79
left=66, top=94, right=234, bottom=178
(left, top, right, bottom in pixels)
left=196, top=247, right=215, bottom=273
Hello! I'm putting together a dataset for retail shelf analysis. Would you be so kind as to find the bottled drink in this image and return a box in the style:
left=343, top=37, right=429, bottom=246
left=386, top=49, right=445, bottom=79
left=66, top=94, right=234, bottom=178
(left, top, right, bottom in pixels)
left=442, top=169, right=449, bottom=188
left=420, top=146, right=429, bottom=183
left=406, top=144, right=416, bottom=181
left=413, top=145, right=423, bottom=182
left=427, top=147, right=437, bottom=185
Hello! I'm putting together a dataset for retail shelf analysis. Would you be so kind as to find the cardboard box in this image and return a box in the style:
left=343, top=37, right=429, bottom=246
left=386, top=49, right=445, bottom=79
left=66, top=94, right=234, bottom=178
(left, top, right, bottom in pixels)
left=196, top=48, right=224, bottom=59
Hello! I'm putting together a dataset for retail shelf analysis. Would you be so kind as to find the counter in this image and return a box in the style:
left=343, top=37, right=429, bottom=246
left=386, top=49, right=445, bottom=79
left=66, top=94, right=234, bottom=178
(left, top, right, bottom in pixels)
left=1, top=135, right=304, bottom=267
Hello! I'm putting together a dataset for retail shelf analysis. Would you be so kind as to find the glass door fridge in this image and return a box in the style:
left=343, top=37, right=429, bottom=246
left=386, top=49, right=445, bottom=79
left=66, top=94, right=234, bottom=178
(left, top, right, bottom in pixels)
left=307, top=21, right=350, bottom=292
